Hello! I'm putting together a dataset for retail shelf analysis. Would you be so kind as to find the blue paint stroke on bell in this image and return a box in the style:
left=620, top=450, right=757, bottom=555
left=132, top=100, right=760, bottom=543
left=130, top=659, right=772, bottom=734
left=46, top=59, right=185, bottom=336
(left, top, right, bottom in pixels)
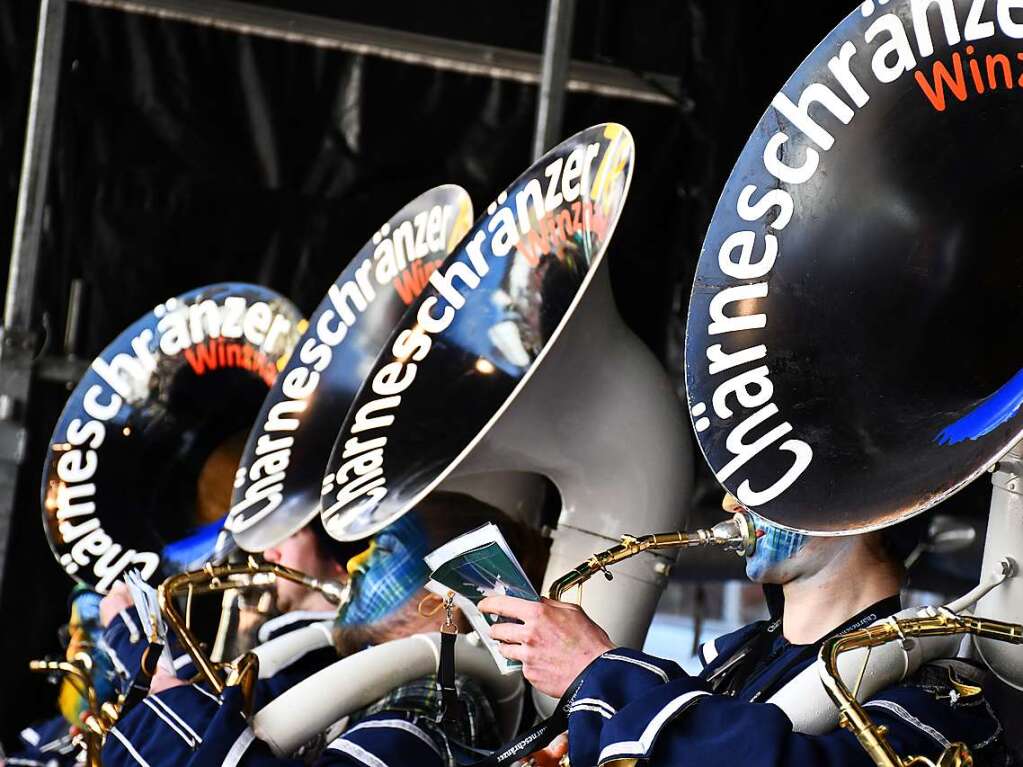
left=936, top=368, right=1023, bottom=445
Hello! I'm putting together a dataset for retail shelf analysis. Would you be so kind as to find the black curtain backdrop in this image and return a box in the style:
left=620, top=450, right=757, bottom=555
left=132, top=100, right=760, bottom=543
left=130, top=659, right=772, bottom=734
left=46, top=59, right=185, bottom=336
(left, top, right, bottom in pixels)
left=0, top=0, right=877, bottom=745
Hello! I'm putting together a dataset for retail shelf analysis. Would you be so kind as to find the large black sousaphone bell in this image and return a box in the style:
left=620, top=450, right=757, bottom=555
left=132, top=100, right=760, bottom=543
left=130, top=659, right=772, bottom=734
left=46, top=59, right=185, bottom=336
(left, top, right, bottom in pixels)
left=225, top=186, right=474, bottom=552
left=42, top=283, right=303, bottom=590
left=686, top=0, right=1023, bottom=533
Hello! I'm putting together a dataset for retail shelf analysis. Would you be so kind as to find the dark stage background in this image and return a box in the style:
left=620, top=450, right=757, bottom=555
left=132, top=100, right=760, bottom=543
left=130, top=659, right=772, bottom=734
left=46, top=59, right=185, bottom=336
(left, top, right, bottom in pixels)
left=3, top=0, right=984, bottom=743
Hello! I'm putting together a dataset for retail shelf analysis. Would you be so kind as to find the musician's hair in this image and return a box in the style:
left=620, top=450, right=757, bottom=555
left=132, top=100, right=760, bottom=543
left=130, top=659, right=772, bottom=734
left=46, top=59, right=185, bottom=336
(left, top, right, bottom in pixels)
left=309, top=515, right=364, bottom=572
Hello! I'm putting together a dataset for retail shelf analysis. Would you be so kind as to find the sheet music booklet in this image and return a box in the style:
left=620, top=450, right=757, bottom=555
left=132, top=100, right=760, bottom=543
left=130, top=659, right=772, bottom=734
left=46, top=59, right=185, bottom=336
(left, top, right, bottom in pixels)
left=425, top=523, right=540, bottom=674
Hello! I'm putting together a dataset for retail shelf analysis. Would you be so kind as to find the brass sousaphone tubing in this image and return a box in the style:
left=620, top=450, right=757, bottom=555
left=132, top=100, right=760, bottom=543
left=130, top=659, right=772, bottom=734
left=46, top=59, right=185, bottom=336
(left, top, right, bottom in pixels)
left=818, top=611, right=1023, bottom=767
left=159, top=559, right=349, bottom=697
left=29, top=652, right=112, bottom=767
left=549, top=512, right=757, bottom=601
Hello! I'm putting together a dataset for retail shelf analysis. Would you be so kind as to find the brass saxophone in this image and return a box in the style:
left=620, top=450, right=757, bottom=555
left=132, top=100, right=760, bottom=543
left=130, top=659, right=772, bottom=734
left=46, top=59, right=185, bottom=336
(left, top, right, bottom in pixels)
left=818, top=611, right=1023, bottom=767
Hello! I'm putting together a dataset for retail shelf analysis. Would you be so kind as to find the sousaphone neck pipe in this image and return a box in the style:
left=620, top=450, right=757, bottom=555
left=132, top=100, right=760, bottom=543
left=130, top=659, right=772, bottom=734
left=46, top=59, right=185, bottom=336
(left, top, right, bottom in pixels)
left=159, top=559, right=348, bottom=603
left=548, top=512, right=756, bottom=601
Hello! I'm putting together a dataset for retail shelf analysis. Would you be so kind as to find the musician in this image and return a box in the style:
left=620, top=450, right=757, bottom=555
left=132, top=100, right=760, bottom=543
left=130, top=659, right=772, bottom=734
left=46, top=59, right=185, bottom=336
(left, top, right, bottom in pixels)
left=100, top=492, right=544, bottom=767
left=480, top=495, right=1008, bottom=766
left=3, top=588, right=115, bottom=767
left=98, top=514, right=353, bottom=703
left=5, top=436, right=263, bottom=765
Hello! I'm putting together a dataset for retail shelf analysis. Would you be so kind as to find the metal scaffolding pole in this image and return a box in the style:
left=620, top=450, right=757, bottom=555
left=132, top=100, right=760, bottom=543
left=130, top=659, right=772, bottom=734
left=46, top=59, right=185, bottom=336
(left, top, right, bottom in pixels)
left=0, top=0, right=679, bottom=600
left=0, top=0, right=68, bottom=597
left=80, top=0, right=678, bottom=106
left=533, top=0, right=576, bottom=160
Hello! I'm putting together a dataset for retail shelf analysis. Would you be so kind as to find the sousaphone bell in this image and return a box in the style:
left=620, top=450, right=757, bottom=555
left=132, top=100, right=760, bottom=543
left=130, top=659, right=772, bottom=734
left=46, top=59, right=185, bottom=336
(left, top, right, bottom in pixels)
left=42, top=283, right=304, bottom=591
left=225, top=185, right=477, bottom=553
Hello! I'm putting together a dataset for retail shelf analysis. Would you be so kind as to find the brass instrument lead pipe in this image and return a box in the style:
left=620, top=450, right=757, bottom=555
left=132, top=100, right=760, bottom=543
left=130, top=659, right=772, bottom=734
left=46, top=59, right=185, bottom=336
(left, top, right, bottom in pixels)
left=159, top=558, right=348, bottom=694
left=29, top=655, right=104, bottom=767
left=549, top=512, right=756, bottom=601
left=30, top=656, right=99, bottom=714
left=818, top=612, right=1023, bottom=767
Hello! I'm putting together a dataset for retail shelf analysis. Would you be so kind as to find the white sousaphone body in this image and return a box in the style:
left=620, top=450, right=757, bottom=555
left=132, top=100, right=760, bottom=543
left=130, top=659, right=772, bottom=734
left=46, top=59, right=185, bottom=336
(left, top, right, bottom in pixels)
left=256, top=126, right=696, bottom=751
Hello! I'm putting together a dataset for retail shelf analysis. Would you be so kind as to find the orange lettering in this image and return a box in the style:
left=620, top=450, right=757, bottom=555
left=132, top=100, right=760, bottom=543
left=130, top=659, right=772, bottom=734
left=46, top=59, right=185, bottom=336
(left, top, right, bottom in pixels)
left=986, top=53, right=1013, bottom=89
left=392, top=262, right=436, bottom=306
left=184, top=341, right=217, bottom=375
left=915, top=53, right=968, bottom=112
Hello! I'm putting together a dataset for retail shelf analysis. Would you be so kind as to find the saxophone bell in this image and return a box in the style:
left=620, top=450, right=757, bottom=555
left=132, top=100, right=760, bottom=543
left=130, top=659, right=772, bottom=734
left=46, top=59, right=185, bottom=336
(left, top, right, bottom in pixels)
left=818, top=611, right=1023, bottom=767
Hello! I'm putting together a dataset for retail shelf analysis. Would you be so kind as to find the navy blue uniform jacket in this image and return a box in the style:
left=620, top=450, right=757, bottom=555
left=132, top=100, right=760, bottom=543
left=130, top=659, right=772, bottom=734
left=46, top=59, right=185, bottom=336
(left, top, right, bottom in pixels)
left=566, top=612, right=1006, bottom=766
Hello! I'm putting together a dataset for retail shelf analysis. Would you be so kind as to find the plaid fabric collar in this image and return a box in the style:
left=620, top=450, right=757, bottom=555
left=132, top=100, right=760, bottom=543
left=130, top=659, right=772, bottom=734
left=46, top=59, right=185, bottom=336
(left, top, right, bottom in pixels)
left=59, top=588, right=117, bottom=727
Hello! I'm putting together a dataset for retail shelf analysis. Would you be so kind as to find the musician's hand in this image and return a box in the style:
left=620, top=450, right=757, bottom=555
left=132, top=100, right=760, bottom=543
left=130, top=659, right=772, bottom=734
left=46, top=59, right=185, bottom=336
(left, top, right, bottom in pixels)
left=511, top=732, right=568, bottom=767
left=100, top=582, right=134, bottom=627
left=478, top=596, right=614, bottom=698
left=149, top=668, right=187, bottom=694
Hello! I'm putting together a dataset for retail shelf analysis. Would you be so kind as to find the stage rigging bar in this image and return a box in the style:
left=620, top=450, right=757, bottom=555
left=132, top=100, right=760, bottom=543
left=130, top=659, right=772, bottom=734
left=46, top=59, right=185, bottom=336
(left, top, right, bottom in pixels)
left=0, top=0, right=680, bottom=602
left=79, top=0, right=681, bottom=106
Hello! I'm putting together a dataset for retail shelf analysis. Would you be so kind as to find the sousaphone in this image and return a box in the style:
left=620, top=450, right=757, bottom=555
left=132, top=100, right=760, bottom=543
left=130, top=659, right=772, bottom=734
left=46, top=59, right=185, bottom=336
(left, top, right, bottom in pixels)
left=682, top=0, right=1023, bottom=760
left=251, top=127, right=694, bottom=754
left=42, top=283, right=303, bottom=591
left=319, top=124, right=693, bottom=653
